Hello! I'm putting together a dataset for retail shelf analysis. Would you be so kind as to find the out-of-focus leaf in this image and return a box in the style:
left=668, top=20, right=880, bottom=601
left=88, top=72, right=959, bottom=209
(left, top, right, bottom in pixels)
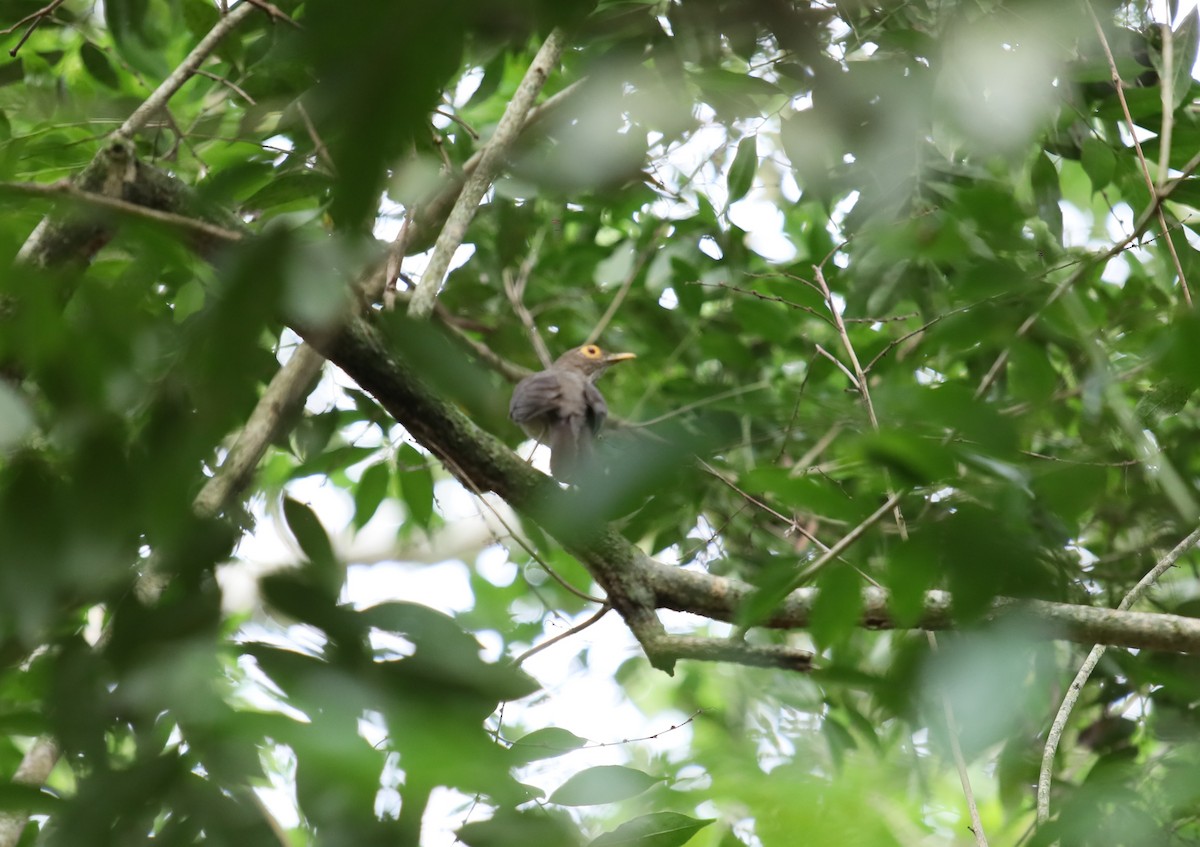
left=458, top=808, right=584, bottom=847
left=1031, top=151, right=1063, bottom=245
left=80, top=41, right=120, bottom=88
left=548, top=765, right=663, bottom=806
left=1081, top=136, right=1115, bottom=190
left=397, top=442, right=434, bottom=529
left=726, top=135, right=757, bottom=204
left=353, top=460, right=390, bottom=530
left=809, top=566, right=862, bottom=647
left=508, top=727, right=589, bottom=764
left=588, top=812, right=715, bottom=847
left=282, top=497, right=341, bottom=595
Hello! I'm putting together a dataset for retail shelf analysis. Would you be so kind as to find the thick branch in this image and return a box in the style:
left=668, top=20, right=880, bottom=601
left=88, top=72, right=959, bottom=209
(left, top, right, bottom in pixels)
left=300, top=316, right=1200, bottom=659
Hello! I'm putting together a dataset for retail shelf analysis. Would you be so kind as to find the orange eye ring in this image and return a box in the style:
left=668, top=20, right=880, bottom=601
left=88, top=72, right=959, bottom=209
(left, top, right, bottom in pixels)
left=581, top=345, right=602, bottom=358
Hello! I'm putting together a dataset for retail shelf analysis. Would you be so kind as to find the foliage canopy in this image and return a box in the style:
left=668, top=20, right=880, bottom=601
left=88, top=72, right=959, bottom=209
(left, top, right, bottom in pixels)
left=3, top=0, right=1200, bottom=845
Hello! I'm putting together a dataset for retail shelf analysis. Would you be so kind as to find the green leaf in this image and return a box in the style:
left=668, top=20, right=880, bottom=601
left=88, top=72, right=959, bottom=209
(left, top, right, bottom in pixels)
left=397, top=442, right=434, bottom=529
left=509, top=727, right=589, bottom=764
left=1167, top=8, right=1199, bottom=111
left=80, top=41, right=121, bottom=88
left=855, top=430, right=956, bottom=486
left=588, top=812, right=715, bottom=847
left=1080, top=137, right=1115, bottom=190
left=282, top=497, right=341, bottom=594
left=104, top=0, right=173, bottom=78
left=353, top=460, right=390, bottom=530
left=1031, top=151, right=1063, bottom=245
left=726, top=135, right=757, bottom=204
left=809, top=566, right=862, bottom=648
left=0, top=783, right=60, bottom=814
left=548, top=765, right=662, bottom=806
left=458, top=808, right=584, bottom=847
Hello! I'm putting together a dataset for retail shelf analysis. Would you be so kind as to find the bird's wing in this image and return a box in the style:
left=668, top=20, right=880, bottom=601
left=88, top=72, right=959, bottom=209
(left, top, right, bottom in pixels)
left=583, top=382, right=608, bottom=434
left=509, top=371, right=566, bottom=423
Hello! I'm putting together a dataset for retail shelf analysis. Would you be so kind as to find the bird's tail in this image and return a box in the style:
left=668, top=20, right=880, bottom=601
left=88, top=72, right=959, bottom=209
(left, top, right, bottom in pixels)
left=548, top=416, right=590, bottom=481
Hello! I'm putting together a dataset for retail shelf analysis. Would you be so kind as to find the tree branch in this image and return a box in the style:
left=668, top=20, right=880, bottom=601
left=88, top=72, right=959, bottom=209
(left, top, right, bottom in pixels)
left=1036, top=523, right=1200, bottom=825
left=407, top=27, right=567, bottom=319
left=297, top=315, right=1200, bottom=663
left=115, top=1, right=260, bottom=143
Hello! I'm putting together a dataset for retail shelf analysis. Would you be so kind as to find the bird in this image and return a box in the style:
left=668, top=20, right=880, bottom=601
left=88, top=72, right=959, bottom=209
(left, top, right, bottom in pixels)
left=509, top=344, right=636, bottom=481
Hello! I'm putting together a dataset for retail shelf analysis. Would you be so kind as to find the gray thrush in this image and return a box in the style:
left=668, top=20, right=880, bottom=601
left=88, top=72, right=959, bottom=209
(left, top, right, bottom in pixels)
left=509, top=344, right=636, bottom=480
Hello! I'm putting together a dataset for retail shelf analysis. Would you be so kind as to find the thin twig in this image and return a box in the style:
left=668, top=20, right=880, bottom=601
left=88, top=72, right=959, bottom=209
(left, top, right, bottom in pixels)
left=296, top=100, right=336, bottom=173
left=194, top=69, right=257, bottom=104
left=503, top=228, right=553, bottom=367
left=813, top=343, right=860, bottom=388
left=813, top=264, right=907, bottom=538
left=974, top=147, right=1200, bottom=401
left=0, top=0, right=65, bottom=36
left=408, top=27, right=567, bottom=319
left=437, top=450, right=606, bottom=605
left=434, top=107, right=480, bottom=139
left=588, top=226, right=667, bottom=343
left=689, top=278, right=835, bottom=326
left=5, top=0, right=65, bottom=56
left=512, top=605, right=612, bottom=665
left=1037, top=524, right=1200, bottom=825
left=927, top=632, right=989, bottom=847
left=790, top=490, right=904, bottom=587
left=1086, top=2, right=1190, bottom=305
left=1, top=180, right=244, bottom=243
left=244, top=0, right=301, bottom=27
left=630, top=380, right=771, bottom=427
left=698, top=458, right=831, bottom=552
left=116, top=1, right=260, bottom=142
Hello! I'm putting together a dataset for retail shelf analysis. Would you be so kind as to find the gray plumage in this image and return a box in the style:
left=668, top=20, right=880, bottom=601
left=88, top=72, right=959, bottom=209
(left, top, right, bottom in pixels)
left=509, top=345, right=635, bottom=480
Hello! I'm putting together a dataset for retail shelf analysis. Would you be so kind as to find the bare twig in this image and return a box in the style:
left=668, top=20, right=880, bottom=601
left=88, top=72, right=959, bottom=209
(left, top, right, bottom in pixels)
left=631, top=380, right=771, bottom=427
left=790, top=490, right=904, bottom=587
left=194, top=69, right=257, bottom=104
left=813, top=264, right=907, bottom=539
left=244, top=0, right=301, bottom=27
left=689, top=278, right=835, bottom=326
left=813, top=343, right=860, bottom=387
left=512, top=605, right=612, bottom=665
left=1037, top=524, right=1200, bottom=825
left=4, top=0, right=65, bottom=56
left=296, top=100, right=336, bottom=173
left=116, top=1, right=259, bottom=142
left=974, top=147, right=1200, bottom=400
left=587, top=226, right=665, bottom=344
left=408, top=27, right=567, bottom=319
left=1, top=180, right=244, bottom=243
left=1086, top=3, right=1190, bottom=305
left=503, top=228, right=553, bottom=367
left=928, top=632, right=989, bottom=846
left=698, top=458, right=831, bottom=552
left=0, top=0, right=65, bottom=36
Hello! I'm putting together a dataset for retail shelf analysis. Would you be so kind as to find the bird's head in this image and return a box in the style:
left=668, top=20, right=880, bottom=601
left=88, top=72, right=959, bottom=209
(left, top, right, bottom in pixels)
left=554, top=344, right=636, bottom=380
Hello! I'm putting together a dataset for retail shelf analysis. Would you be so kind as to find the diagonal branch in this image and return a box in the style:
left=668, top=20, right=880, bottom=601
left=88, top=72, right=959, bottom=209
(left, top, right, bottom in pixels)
left=408, top=27, right=568, bottom=319
left=1036, top=523, right=1200, bottom=826
left=296, top=314, right=1200, bottom=660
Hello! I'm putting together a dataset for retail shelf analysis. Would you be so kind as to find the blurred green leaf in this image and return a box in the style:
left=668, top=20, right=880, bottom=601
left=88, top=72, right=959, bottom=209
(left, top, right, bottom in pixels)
left=726, top=135, right=757, bottom=204
left=549, top=765, right=663, bottom=806
left=589, top=812, right=715, bottom=847
left=508, top=727, right=589, bottom=764
left=397, top=442, right=434, bottom=529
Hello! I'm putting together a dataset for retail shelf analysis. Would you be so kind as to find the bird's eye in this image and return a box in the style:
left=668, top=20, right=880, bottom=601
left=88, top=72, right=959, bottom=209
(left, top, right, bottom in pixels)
left=582, top=345, right=601, bottom=357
